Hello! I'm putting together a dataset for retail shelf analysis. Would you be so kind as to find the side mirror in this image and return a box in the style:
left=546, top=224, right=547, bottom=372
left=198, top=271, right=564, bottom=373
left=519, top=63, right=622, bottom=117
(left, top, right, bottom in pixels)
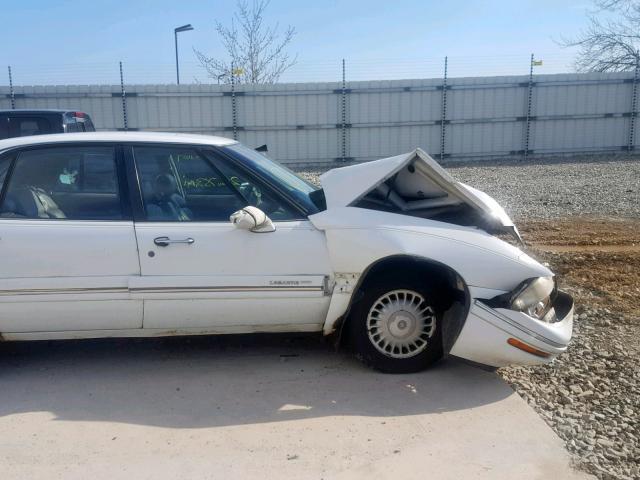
left=230, top=206, right=276, bottom=233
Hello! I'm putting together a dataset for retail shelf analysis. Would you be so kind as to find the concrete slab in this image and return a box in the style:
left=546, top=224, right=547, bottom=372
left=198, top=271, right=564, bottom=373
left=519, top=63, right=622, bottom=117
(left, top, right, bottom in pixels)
left=0, top=335, right=589, bottom=480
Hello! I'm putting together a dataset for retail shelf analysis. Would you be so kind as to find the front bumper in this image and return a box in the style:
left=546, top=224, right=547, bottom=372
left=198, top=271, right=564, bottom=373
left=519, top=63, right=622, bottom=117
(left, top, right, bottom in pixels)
left=449, top=290, right=574, bottom=368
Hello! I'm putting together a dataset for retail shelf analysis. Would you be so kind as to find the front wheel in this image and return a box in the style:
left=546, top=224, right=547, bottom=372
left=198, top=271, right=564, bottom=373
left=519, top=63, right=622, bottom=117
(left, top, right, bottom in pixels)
left=348, top=280, right=443, bottom=373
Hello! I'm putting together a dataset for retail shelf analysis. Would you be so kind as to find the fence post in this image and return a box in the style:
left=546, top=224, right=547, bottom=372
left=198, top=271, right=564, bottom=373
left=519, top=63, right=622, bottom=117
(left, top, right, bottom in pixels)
left=231, top=62, right=238, bottom=140
left=340, top=58, right=348, bottom=162
left=628, top=56, right=639, bottom=152
left=8, top=66, right=15, bottom=110
left=119, top=61, right=128, bottom=131
left=523, top=53, right=535, bottom=160
left=439, top=56, right=448, bottom=162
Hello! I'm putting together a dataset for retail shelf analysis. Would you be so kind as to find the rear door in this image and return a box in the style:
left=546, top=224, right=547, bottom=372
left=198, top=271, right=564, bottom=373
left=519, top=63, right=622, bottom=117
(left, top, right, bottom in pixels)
left=0, top=143, right=141, bottom=334
left=127, top=144, right=331, bottom=332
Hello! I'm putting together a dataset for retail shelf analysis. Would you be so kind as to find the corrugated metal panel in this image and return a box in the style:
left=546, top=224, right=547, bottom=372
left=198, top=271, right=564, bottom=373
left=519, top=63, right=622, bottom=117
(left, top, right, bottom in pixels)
left=3, top=72, right=638, bottom=164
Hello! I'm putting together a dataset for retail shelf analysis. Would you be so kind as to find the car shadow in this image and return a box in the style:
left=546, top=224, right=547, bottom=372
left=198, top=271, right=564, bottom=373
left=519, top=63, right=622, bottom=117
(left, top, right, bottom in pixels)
left=0, top=334, right=512, bottom=429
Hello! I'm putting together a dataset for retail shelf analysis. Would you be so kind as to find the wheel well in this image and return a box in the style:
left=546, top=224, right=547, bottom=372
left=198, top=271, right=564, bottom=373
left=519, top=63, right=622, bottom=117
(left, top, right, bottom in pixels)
left=338, top=255, right=470, bottom=353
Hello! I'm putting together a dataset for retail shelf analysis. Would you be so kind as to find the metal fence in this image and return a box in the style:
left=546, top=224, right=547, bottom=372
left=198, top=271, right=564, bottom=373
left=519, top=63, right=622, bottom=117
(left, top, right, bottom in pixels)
left=2, top=61, right=639, bottom=167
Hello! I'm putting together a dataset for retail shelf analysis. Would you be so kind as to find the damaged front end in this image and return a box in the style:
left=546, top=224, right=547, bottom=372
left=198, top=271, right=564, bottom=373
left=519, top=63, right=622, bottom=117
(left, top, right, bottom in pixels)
left=449, top=277, right=574, bottom=367
left=316, top=148, right=573, bottom=367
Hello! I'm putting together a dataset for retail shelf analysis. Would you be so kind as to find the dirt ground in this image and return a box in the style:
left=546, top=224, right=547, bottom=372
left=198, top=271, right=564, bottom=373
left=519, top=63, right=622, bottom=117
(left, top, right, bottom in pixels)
left=520, top=218, right=640, bottom=320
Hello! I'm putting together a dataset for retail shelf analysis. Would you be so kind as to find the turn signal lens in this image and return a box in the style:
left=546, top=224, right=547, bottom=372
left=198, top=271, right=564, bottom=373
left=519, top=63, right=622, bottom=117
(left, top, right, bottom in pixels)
left=507, top=338, right=550, bottom=358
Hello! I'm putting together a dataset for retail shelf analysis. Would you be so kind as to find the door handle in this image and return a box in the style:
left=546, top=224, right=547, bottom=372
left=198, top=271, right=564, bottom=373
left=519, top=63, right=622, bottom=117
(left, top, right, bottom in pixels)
left=153, top=236, right=195, bottom=247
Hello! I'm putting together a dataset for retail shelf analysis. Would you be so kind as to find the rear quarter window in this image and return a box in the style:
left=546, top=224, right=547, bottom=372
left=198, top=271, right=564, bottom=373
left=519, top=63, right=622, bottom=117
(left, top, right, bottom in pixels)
left=82, top=117, right=96, bottom=132
left=64, top=113, right=96, bottom=133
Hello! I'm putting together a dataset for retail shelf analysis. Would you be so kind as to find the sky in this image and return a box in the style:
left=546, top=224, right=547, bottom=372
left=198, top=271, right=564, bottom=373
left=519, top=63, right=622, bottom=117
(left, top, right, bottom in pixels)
left=0, top=0, right=593, bottom=85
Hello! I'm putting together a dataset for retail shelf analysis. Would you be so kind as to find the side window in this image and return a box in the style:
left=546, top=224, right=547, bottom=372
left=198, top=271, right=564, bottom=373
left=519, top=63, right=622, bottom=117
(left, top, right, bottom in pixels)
left=0, top=146, right=124, bottom=220
left=0, top=116, right=8, bottom=140
left=205, top=153, right=300, bottom=221
left=8, top=117, right=52, bottom=137
left=175, top=151, right=233, bottom=196
left=0, top=154, right=12, bottom=192
left=82, top=118, right=96, bottom=132
left=133, top=146, right=299, bottom=222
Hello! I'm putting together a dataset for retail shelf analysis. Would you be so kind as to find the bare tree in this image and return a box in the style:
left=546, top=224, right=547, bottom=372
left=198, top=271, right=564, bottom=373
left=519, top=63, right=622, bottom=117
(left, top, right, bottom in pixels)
left=194, top=0, right=296, bottom=84
left=561, top=0, right=640, bottom=71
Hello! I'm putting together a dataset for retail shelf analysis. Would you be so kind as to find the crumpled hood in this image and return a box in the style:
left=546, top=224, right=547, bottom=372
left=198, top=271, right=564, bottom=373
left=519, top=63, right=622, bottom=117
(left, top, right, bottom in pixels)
left=319, top=148, right=521, bottom=242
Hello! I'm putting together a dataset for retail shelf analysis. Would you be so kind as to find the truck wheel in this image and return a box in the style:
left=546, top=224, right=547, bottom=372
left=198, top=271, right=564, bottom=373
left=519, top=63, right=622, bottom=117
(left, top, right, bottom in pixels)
left=348, top=278, right=443, bottom=373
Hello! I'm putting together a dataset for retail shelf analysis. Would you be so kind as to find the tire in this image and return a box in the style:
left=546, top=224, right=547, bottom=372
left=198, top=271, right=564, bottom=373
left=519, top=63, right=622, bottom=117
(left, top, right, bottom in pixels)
left=348, top=275, right=444, bottom=373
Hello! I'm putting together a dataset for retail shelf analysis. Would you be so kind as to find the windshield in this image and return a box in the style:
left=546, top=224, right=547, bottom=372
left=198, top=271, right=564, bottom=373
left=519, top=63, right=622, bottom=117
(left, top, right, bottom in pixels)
left=221, top=143, right=321, bottom=214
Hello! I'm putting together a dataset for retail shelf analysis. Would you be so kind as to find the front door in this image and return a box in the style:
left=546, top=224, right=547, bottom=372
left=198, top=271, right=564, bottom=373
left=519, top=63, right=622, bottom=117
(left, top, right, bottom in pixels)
left=128, top=144, right=331, bottom=333
left=0, top=144, right=142, bottom=333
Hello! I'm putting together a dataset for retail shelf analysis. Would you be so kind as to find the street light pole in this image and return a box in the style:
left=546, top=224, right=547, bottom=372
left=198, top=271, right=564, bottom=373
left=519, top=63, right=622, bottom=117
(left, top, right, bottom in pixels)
left=174, top=24, right=194, bottom=85
left=174, top=30, right=179, bottom=84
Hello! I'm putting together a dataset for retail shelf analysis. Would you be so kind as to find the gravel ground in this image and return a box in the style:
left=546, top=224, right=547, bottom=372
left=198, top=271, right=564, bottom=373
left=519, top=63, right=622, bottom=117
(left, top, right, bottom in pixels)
left=449, top=158, right=640, bottom=221
left=504, top=230, right=640, bottom=480
left=300, top=156, right=640, bottom=479
left=502, top=289, right=640, bottom=480
left=298, top=155, right=640, bottom=221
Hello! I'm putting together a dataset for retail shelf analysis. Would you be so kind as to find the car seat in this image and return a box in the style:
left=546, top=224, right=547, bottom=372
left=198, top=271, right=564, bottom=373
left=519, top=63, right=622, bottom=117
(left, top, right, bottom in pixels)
left=145, top=173, right=192, bottom=221
left=2, top=186, right=66, bottom=219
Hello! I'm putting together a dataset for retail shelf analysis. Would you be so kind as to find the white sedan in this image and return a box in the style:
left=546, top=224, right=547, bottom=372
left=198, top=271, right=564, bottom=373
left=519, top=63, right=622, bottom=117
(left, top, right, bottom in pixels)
left=0, top=132, right=573, bottom=373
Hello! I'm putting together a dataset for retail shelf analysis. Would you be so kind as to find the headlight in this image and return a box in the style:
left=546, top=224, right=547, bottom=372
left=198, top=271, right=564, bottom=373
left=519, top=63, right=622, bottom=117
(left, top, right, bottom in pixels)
left=510, top=276, right=556, bottom=321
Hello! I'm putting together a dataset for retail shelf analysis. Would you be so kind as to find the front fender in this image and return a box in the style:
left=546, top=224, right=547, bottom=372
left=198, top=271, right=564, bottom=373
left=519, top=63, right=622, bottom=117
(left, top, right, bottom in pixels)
left=310, top=207, right=550, bottom=334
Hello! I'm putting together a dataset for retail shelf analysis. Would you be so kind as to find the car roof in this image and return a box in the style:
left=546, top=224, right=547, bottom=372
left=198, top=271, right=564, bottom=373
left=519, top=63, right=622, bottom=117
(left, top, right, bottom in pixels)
left=0, top=109, right=80, bottom=114
left=0, top=131, right=239, bottom=151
